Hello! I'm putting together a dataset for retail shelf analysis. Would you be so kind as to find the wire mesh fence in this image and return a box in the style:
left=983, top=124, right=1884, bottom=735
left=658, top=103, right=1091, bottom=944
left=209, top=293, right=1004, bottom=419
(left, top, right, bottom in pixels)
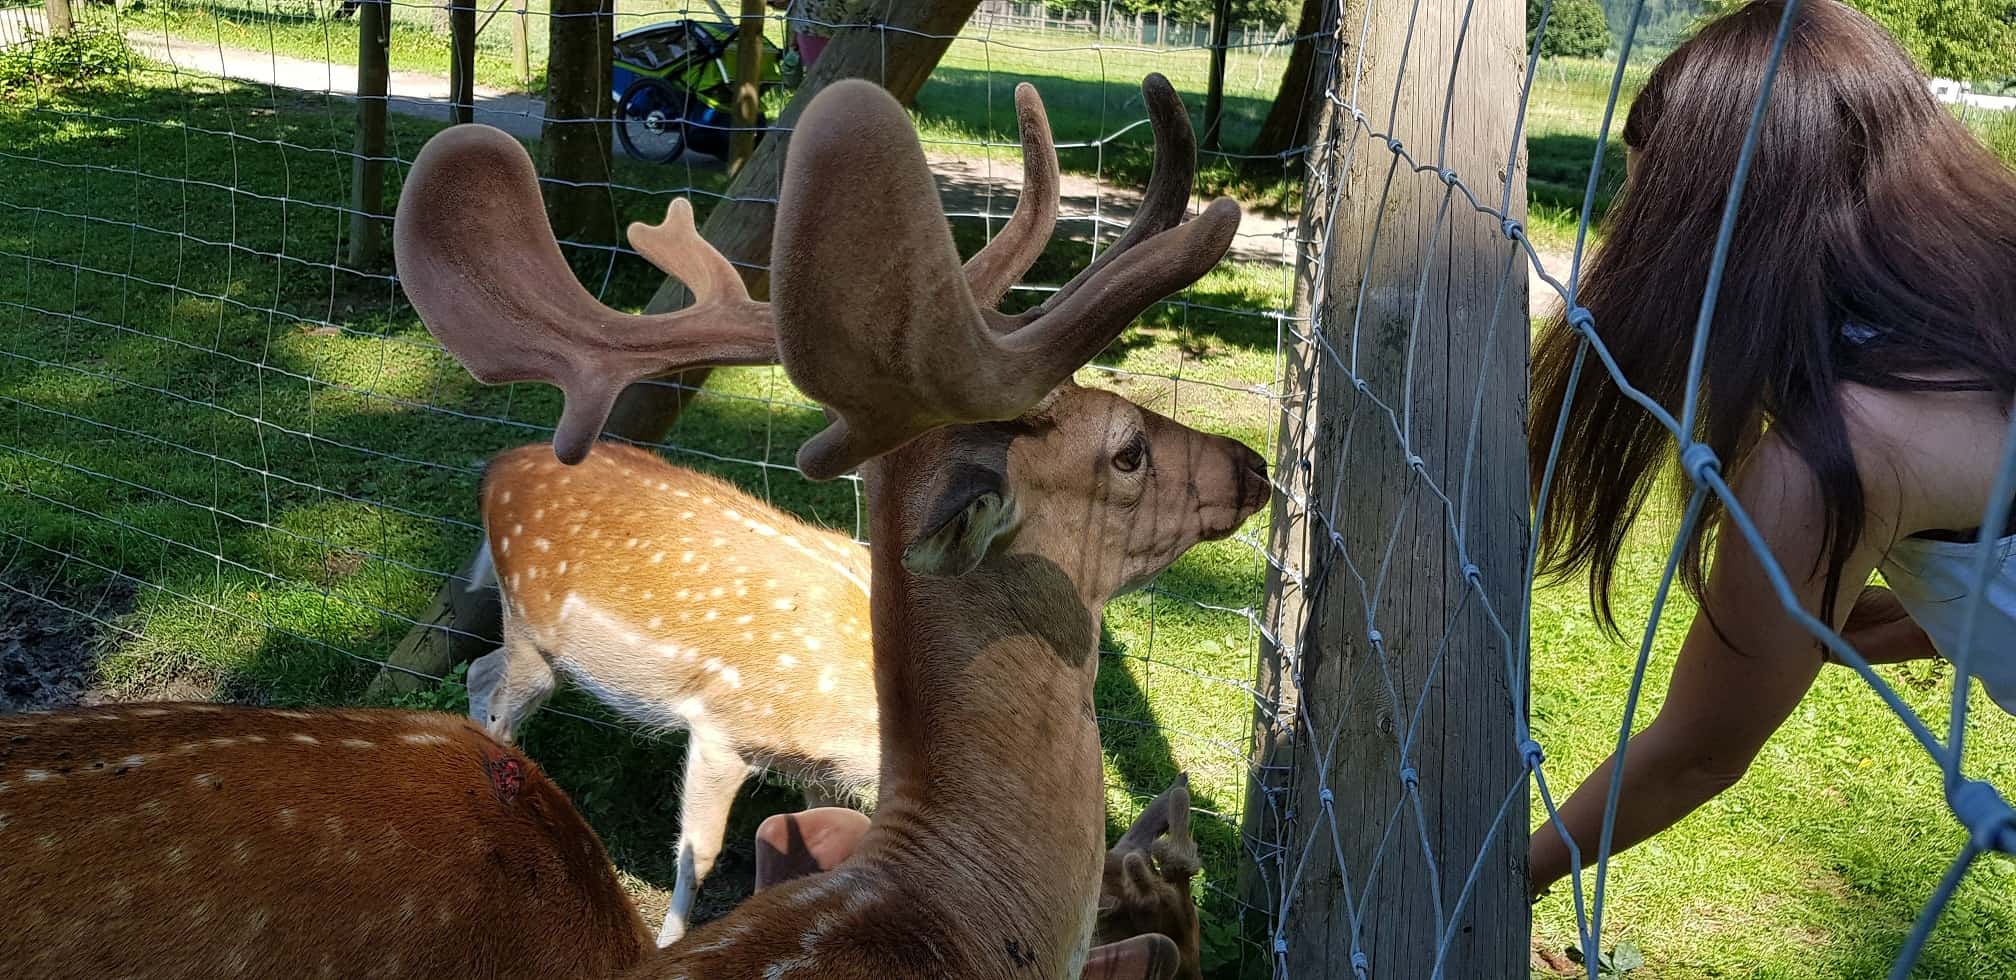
left=0, top=0, right=1299, bottom=969
left=2, top=0, right=2014, bottom=975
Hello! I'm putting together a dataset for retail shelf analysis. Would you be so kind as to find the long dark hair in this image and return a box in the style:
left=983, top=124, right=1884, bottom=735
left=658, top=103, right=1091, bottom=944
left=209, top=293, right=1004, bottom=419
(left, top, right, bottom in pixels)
left=1530, top=0, right=2016, bottom=633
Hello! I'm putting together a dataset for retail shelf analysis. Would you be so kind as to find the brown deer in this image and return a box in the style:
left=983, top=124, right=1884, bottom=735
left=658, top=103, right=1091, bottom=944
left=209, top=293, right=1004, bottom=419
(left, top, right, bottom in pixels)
left=396, top=64, right=1263, bottom=980
left=467, top=441, right=879, bottom=945
left=0, top=703, right=654, bottom=979
left=0, top=703, right=1188, bottom=979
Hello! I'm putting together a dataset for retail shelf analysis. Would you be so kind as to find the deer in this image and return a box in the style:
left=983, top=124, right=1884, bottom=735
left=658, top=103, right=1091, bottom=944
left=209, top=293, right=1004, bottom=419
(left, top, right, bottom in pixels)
left=468, top=442, right=1214, bottom=959
left=465, top=440, right=880, bottom=946
left=0, top=701, right=1198, bottom=980
left=0, top=702, right=654, bottom=979
left=394, top=66, right=1264, bottom=980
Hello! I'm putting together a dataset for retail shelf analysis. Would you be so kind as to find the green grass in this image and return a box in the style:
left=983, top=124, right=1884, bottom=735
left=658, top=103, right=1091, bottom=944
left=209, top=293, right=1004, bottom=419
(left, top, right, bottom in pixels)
left=5, top=38, right=2016, bottom=980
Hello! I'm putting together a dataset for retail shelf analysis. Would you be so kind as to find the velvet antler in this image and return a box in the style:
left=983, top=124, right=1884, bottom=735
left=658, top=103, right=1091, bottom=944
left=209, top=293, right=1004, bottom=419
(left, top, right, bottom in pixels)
left=392, top=124, right=773, bottom=464
left=771, top=74, right=1240, bottom=480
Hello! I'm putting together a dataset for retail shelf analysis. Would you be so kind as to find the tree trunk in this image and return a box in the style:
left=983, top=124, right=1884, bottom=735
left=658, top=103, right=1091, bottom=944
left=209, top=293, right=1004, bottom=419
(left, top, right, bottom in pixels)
left=540, top=0, right=618, bottom=246
left=43, top=0, right=72, bottom=35
left=1244, top=0, right=1330, bottom=169
left=369, top=0, right=989, bottom=696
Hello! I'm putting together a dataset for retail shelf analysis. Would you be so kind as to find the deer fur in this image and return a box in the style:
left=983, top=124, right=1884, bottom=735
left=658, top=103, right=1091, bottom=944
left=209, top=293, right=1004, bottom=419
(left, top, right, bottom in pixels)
left=398, top=73, right=1262, bottom=980
left=0, top=703, right=652, bottom=979
left=468, top=441, right=879, bottom=944
left=1098, top=776, right=1204, bottom=980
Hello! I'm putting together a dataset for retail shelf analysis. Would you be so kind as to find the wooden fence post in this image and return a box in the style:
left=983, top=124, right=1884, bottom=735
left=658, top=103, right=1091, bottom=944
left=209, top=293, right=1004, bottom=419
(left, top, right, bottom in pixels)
left=730, top=0, right=765, bottom=175
left=512, top=0, right=530, bottom=87
left=347, top=0, right=390, bottom=268
left=1265, top=0, right=1530, bottom=972
left=449, top=0, right=476, bottom=124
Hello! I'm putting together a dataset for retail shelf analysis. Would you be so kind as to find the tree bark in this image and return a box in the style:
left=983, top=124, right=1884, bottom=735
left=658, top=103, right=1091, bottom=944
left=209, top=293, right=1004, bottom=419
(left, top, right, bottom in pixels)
left=540, top=0, right=618, bottom=246
left=731, top=0, right=766, bottom=175
left=370, top=0, right=988, bottom=696
left=1201, top=0, right=1233, bottom=151
left=1243, top=0, right=1330, bottom=169
left=43, top=0, right=73, bottom=35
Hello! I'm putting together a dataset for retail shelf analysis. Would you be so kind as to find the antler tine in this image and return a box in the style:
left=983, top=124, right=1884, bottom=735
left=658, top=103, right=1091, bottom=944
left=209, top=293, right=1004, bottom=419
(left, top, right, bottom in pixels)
left=1002, top=73, right=1204, bottom=329
left=1114, top=773, right=1189, bottom=852
left=960, top=83, right=1059, bottom=308
left=394, top=124, right=775, bottom=466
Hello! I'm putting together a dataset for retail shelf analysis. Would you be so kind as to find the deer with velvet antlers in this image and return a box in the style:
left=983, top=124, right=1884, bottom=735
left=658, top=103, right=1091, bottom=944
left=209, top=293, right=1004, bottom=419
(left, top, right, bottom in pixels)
left=394, top=70, right=1261, bottom=978
left=407, top=74, right=1249, bottom=971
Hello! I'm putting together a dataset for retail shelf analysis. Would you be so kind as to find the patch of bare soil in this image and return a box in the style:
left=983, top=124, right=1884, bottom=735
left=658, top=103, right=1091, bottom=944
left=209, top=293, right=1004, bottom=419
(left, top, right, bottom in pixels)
left=0, top=579, right=132, bottom=712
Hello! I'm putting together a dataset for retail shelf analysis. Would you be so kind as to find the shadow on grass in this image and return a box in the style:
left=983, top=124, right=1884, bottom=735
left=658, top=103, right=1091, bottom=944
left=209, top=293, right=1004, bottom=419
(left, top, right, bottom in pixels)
left=1527, top=130, right=1627, bottom=228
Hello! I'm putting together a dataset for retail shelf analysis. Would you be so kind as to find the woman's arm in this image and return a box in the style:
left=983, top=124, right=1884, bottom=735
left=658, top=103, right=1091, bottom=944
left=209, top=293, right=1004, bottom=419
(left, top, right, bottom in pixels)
left=1530, top=440, right=1889, bottom=898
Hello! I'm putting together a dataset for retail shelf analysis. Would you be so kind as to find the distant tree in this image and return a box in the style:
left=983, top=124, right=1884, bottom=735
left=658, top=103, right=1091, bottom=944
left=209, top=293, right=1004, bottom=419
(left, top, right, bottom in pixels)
left=1701, top=0, right=2016, bottom=81
left=1529, top=0, right=1611, bottom=58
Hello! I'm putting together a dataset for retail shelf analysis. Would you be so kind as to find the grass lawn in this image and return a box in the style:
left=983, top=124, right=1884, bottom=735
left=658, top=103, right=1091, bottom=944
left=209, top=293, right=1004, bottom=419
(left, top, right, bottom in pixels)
left=3, top=33, right=2016, bottom=980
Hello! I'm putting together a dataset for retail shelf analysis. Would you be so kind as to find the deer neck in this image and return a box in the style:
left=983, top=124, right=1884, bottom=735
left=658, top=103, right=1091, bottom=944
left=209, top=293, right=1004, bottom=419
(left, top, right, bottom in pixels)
left=854, top=458, right=1110, bottom=971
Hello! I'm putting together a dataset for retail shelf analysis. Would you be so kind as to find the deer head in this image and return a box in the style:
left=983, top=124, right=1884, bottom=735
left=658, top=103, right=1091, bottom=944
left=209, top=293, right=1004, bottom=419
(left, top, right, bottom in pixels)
left=1098, top=775, right=1204, bottom=980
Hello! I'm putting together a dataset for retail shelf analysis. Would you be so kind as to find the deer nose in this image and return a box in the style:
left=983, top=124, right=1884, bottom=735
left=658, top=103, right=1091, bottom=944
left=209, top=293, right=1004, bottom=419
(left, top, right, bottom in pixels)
left=1234, top=445, right=1269, bottom=513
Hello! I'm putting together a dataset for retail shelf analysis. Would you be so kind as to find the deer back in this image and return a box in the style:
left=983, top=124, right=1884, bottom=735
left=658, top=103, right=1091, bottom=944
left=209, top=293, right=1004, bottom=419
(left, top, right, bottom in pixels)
left=481, top=443, right=879, bottom=779
left=0, top=703, right=650, bottom=979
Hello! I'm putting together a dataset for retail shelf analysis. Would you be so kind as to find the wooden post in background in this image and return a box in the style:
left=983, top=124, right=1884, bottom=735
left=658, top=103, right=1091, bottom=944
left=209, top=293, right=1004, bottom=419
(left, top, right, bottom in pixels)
left=1201, top=0, right=1231, bottom=151
left=512, top=0, right=531, bottom=88
left=1268, top=0, right=1529, bottom=972
left=347, top=0, right=391, bottom=268
left=449, top=0, right=477, bottom=124
left=730, top=0, right=766, bottom=175
left=42, top=0, right=71, bottom=35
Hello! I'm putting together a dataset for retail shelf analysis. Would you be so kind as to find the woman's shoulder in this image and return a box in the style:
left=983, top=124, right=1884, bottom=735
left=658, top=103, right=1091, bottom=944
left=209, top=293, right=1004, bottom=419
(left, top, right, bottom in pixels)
left=1835, top=383, right=2011, bottom=532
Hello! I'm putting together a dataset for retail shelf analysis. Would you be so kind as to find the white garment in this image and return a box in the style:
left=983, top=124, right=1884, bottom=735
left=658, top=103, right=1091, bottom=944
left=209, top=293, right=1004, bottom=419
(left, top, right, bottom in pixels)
left=1881, top=533, right=2016, bottom=716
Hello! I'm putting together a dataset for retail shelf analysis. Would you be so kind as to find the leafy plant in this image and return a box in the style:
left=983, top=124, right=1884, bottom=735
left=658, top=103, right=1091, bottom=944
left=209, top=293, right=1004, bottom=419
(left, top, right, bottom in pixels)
left=383, top=660, right=473, bottom=714
left=1529, top=0, right=1612, bottom=59
left=1566, top=938, right=1646, bottom=977
left=0, top=25, right=138, bottom=91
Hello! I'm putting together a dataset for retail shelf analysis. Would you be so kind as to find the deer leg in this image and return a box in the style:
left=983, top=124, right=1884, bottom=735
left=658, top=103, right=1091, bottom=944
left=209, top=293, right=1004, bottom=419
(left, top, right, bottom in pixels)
left=465, top=627, right=556, bottom=743
left=657, top=735, right=749, bottom=947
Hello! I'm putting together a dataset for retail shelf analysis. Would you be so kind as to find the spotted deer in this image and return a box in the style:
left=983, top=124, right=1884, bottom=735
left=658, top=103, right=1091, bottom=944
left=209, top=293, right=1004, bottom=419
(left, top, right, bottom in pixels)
left=397, top=68, right=1263, bottom=980
left=466, top=441, right=878, bottom=945
left=0, top=703, right=653, bottom=980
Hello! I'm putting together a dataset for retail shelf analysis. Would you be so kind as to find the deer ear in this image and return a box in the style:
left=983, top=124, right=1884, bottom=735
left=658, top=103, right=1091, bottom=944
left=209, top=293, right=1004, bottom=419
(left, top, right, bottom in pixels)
left=902, top=461, right=1019, bottom=578
left=753, top=808, right=871, bottom=891
left=1082, top=934, right=1182, bottom=980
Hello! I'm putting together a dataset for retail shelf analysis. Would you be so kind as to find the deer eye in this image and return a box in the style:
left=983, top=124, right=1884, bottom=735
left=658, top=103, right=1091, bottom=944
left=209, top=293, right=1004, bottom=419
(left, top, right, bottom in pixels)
left=1112, top=437, right=1147, bottom=473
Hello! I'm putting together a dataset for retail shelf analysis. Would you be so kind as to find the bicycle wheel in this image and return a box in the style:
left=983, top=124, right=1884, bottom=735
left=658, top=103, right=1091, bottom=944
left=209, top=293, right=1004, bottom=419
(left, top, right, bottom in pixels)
left=616, top=77, right=690, bottom=164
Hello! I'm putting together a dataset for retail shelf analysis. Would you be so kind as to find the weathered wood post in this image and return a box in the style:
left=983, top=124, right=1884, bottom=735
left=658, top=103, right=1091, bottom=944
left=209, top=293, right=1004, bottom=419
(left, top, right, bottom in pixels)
left=347, top=0, right=391, bottom=268
left=449, top=0, right=476, bottom=124
left=730, top=0, right=766, bottom=175
left=1262, top=0, right=1530, bottom=971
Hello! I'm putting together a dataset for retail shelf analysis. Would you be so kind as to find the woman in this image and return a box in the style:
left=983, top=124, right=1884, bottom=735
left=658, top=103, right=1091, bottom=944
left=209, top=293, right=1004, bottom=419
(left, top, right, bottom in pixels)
left=1528, top=0, right=2016, bottom=898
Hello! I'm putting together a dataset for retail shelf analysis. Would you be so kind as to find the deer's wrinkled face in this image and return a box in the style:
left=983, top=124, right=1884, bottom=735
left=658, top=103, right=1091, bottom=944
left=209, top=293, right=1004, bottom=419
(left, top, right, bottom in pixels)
left=899, top=384, right=1268, bottom=606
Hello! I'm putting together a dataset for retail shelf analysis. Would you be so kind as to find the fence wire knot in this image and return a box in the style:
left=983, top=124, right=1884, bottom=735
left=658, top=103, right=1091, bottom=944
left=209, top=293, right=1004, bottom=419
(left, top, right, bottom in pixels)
left=1320, top=787, right=1335, bottom=807
left=1565, top=305, right=1596, bottom=336
left=1367, top=628, right=1384, bottom=646
left=1520, top=738, right=1546, bottom=769
left=1400, top=766, right=1419, bottom=789
left=1949, top=779, right=2016, bottom=852
left=1351, top=950, right=1370, bottom=976
left=1679, top=442, right=1721, bottom=483
left=1500, top=217, right=1524, bottom=241
left=1273, top=938, right=1289, bottom=955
